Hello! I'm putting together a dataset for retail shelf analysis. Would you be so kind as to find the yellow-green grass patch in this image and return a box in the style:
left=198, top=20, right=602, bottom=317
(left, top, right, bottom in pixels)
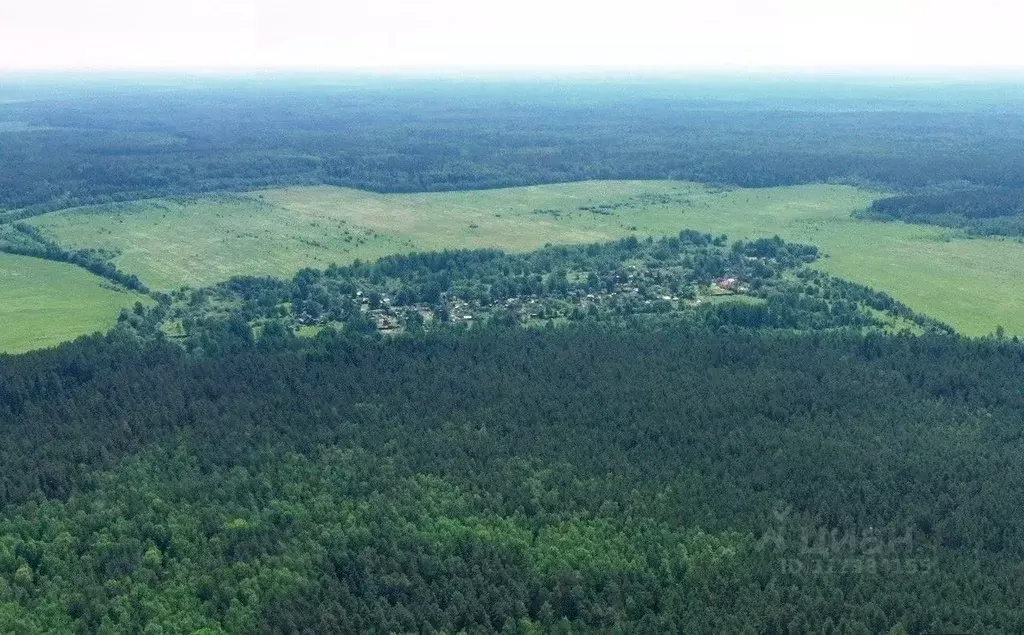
left=0, top=253, right=148, bottom=354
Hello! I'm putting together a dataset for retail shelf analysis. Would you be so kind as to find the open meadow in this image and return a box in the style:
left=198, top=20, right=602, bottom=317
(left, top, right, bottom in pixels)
left=28, top=180, right=1024, bottom=336
left=0, top=252, right=147, bottom=354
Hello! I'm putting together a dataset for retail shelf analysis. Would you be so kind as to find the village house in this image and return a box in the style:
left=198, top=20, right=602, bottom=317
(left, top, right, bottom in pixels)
left=715, top=277, right=739, bottom=292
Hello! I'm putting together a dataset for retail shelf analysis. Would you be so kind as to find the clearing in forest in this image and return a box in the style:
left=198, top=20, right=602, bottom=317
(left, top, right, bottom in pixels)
left=27, top=180, right=1024, bottom=336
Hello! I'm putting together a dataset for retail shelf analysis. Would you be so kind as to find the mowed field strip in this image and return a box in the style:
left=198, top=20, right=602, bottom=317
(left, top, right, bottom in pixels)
left=0, top=252, right=147, bottom=354
left=29, top=180, right=1024, bottom=336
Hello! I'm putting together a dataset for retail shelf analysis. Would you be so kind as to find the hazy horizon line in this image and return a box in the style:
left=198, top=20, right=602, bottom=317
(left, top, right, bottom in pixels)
left=3, top=65, right=1024, bottom=83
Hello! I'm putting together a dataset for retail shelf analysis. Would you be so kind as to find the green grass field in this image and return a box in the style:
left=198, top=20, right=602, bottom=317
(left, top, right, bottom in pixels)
left=28, top=181, right=1024, bottom=336
left=0, top=253, right=147, bottom=354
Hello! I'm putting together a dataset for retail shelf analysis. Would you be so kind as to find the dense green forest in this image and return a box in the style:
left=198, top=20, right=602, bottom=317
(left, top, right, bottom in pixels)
left=1, top=312, right=1024, bottom=632
left=1, top=233, right=1018, bottom=632
left=861, top=187, right=1024, bottom=237
left=4, top=77, right=1024, bottom=215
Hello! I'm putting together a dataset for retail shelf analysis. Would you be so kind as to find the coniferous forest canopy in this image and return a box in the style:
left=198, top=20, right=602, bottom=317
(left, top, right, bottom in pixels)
left=859, top=186, right=1024, bottom=237
left=3, top=312, right=1024, bottom=632
left=3, top=75, right=1024, bottom=217
left=3, top=75, right=1024, bottom=632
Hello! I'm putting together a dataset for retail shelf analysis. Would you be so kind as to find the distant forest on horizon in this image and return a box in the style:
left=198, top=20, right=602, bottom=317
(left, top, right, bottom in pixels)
left=3, top=76, right=1024, bottom=230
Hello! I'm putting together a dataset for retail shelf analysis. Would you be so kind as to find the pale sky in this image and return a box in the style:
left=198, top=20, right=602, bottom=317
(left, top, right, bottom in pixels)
left=1, top=0, right=1022, bottom=72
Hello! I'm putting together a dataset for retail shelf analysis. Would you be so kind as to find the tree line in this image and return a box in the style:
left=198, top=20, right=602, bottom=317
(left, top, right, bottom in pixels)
left=0, top=223, right=148, bottom=292
left=861, top=186, right=1024, bottom=237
